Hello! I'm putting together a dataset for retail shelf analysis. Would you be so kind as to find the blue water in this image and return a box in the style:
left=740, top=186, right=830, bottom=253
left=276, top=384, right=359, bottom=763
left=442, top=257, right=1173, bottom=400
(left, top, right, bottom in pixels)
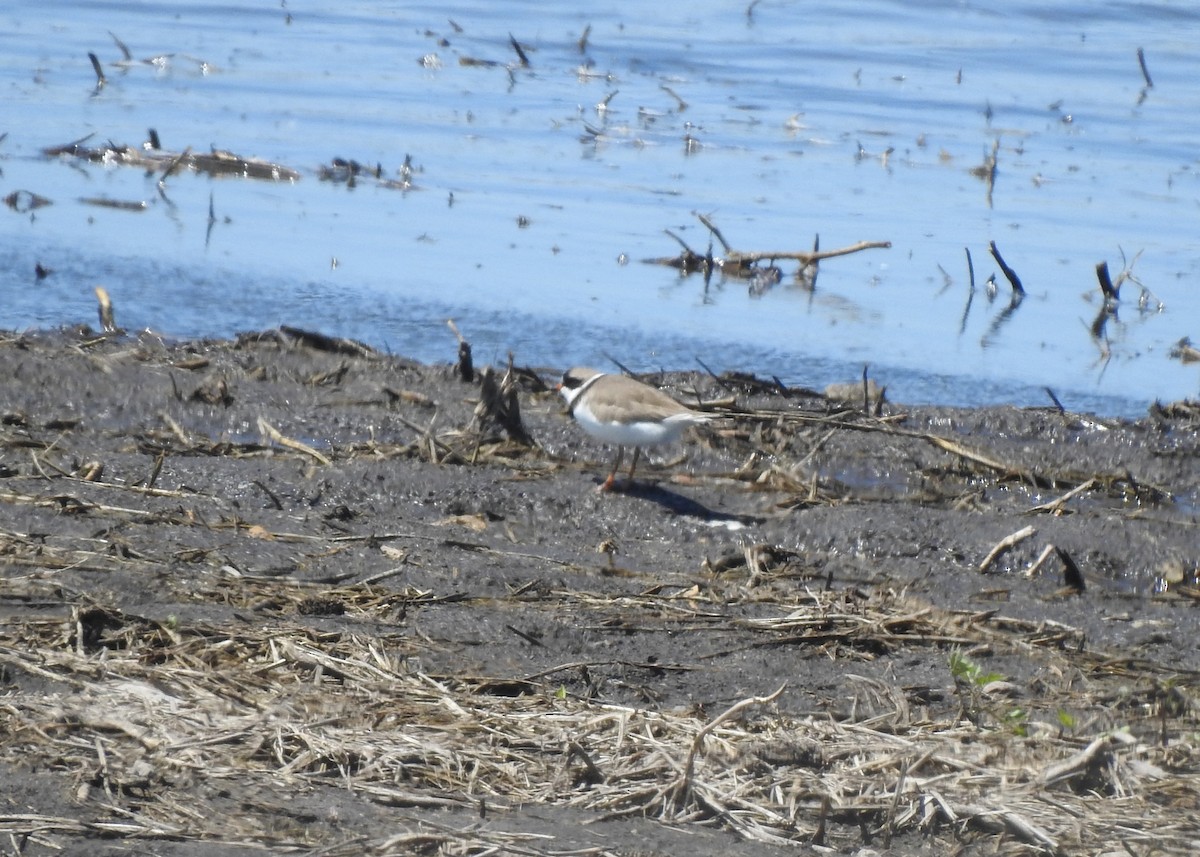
left=2, top=1, right=1198, bottom=416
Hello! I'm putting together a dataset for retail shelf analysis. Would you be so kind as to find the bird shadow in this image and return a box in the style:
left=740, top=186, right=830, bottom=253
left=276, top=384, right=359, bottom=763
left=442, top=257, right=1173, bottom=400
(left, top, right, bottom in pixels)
left=610, top=479, right=764, bottom=526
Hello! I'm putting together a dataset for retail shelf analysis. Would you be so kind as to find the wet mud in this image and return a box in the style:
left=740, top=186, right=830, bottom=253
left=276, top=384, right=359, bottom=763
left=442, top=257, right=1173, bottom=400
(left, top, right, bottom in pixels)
left=1, top=327, right=1198, bottom=856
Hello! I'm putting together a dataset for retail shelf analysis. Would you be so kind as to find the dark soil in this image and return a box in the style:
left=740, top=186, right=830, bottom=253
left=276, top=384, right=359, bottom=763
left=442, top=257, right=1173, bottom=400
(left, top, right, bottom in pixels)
left=1, top=327, right=1198, bottom=856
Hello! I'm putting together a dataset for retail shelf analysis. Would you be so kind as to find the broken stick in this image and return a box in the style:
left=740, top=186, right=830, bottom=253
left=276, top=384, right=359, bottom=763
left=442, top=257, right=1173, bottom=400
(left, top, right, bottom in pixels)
left=979, top=525, right=1035, bottom=573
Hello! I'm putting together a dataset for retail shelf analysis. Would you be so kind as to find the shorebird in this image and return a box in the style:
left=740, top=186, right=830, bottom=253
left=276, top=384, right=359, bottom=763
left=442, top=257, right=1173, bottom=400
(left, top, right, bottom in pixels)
left=557, top=366, right=711, bottom=491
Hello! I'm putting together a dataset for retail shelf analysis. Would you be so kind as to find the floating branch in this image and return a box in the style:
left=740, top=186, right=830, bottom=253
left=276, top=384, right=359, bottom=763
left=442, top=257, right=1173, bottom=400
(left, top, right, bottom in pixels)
left=645, top=213, right=889, bottom=285
left=695, top=212, right=732, bottom=254
left=157, top=145, right=192, bottom=202
left=725, top=240, right=891, bottom=269
left=44, top=137, right=301, bottom=182
left=79, top=197, right=147, bottom=212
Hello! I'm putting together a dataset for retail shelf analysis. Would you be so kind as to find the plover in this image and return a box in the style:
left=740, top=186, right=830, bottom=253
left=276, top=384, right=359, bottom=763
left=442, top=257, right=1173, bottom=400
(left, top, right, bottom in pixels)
left=557, top=366, right=711, bottom=491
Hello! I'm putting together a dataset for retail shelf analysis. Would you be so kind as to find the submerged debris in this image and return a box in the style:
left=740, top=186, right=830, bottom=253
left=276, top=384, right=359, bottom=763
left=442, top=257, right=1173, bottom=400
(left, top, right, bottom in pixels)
left=4, top=190, right=53, bottom=212
left=645, top=212, right=889, bottom=292
left=44, top=134, right=301, bottom=182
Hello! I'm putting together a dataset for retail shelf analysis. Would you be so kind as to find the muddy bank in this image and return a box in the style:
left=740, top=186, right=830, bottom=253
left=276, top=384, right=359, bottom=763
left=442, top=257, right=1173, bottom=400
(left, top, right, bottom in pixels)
left=1, top=327, right=1198, bottom=856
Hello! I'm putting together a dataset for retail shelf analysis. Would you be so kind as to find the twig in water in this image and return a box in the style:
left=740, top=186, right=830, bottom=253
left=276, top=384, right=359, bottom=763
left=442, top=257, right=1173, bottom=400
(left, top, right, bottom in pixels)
left=1137, top=47, right=1153, bottom=88
left=970, top=139, right=999, bottom=206
left=959, top=247, right=977, bottom=335
left=508, top=33, right=530, bottom=68
left=109, top=31, right=133, bottom=63
left=596, top=89, right=618, bottom=114
left=88, top=52, right=106, bottom=90
left=1095, top=260, right=1119, bottom=302
left=663, top=229, right=693, bottom=254
left=726, top=239, right=891, bottom=267
left=661, top=84, right=688, bottom=112
left=159, top=146, right=192, bottom=183
left=801, top=234, right=820, bottom=290
left=205, top=191, right=217, bottom=248
left=695, top=211, right=731, bottom=254
left=988, top=241, right=1024, bottom=295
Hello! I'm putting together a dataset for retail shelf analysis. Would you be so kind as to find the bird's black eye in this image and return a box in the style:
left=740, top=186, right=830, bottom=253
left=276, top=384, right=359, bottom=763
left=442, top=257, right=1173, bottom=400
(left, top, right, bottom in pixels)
left=561, top=371, right=582, bottom=389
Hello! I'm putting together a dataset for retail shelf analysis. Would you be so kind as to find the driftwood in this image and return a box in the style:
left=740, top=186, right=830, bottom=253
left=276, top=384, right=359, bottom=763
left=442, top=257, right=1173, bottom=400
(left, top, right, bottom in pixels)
left=644, top=212, right=889, bottom=289
left=44, top=133, right=301, bottom=182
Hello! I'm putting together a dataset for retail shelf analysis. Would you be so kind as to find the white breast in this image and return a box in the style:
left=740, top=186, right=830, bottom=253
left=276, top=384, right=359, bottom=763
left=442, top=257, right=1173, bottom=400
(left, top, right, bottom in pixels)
left=572, top=397, right=705, bottom=446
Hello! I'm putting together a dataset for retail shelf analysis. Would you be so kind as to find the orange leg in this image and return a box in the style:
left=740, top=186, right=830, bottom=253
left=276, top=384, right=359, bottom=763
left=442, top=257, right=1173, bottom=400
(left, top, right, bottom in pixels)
left=599, top=446, right=625, bottom=492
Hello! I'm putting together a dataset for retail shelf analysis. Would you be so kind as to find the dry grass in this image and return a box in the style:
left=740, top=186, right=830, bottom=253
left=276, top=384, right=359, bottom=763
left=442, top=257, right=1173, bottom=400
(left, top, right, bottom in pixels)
left=3, top=568, right=1198, bottom=856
